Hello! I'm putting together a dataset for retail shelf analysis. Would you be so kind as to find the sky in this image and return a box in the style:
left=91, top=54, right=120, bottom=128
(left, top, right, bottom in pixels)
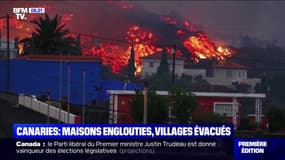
left=0, top=1, right=285, bottom=47
left=131, top=1, right=285, bottom=46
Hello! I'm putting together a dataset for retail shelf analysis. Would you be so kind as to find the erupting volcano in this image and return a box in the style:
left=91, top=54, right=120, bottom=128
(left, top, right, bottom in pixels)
left=125, top=25, right=161, bottom=75
left=77, top=2, right=232, bottom=75
left=4, top=1, right=233, bottom=75
left=81, top=25, right=161, bottom=74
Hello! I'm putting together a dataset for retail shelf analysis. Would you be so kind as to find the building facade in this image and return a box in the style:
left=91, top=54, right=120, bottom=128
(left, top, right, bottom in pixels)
left=205, top=61, right=261, bottom=92
left=0, top=55, right=144, bottom=105
left=107, top=90, right=267, bottom=129
left=0, top=39, right=19, bottom=59
left=141, top=52, right=185, bottom=78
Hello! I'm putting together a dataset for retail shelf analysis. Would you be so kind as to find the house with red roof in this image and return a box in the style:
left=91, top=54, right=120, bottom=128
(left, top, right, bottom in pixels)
left=107, top=90, right=267, bottom=130
left=205, top=61, right=261, bottom=92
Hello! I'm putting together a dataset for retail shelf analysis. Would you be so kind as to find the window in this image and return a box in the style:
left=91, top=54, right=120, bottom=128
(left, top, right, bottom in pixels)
left=242, top=71, right=246, bottom=78
left=214, top=103, right=233, bottom=116
left=226, top=70, right=232, bottom=78
left=149, top=61, right=154, bottom=68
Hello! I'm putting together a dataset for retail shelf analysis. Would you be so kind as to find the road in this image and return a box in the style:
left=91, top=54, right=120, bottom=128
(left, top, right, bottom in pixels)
left=0, top=99, right=57, bottom=138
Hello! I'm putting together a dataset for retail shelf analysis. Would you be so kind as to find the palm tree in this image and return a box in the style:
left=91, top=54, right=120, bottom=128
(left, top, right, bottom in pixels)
left=20, top=14, right=80, bottom=55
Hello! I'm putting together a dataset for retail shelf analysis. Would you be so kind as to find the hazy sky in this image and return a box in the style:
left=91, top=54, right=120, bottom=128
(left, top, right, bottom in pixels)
left=1, top=1, right=285, bottom=47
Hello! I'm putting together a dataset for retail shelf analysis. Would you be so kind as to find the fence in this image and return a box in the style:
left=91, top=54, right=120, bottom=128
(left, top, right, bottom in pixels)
left=18, top=94, right=81, bottom=124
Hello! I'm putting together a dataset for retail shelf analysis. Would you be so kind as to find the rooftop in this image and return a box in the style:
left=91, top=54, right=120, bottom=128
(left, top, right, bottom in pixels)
left=214, top=61, right=247, bottom=69
left=107, top=90, right=266, bottom=98
left=142, top=51, right=185, bottom=60
left=17, top=55, right=101, bottom=62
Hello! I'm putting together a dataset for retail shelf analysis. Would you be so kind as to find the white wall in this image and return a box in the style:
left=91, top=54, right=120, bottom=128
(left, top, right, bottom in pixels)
left=142, top=58, right=184, bottom=77
left=142, top=59, right=160, bottom=77
left=18, top=94, right=81, bottom=124
left=0, top=40, right=18, bottom=59
left=168, top=59, right=184, bottom=77
left=183, top=68, right=206, bottom=78
left=205, top=68, right=260, bottom=92
left=212, top=68, right=247, bottom=82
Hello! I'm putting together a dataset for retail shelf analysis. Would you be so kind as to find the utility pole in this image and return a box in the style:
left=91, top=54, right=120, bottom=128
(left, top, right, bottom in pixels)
left=67, top=62, right=70, bottom=124
left=82, top=70, right=86, bottom=124
left=143, top=81, right=148, bottom=124
left=58, top=51, right=63, bottom=123
left=6, top=14, right=10, bottom=91
left=32, top=32, right=35, bottom=54
left=170, top=44, right=176, bottom=123
left=47, top=91, right=50, bottom=124
left=171, top=44, right=176, bottom=87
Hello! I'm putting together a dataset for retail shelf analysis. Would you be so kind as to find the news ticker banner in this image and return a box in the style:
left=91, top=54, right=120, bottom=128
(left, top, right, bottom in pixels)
left=2, top=124, right=283, bottom=160
left=13, top=124, right=233, bottom=139
left=6, top=124, right=233, bottom=159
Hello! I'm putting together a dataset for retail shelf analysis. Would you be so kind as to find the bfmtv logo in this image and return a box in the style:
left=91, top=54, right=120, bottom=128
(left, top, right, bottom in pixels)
left=13, top=8, right=45, bottom=20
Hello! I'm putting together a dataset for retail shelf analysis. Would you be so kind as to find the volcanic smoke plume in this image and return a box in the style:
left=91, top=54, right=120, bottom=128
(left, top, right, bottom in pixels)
left=1, top=1, right=233, bottom=75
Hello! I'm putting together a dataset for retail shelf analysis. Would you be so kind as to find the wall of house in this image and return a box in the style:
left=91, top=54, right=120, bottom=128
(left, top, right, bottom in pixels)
left=248, top=114, right=268, bottom=130
left=0, top=58, right=102, bottom=105
left=206, top=68, right=261, bottom=92
left=195, top=96, right=240, bottom=126
left=183, top=68, right=206, bottom=78
left=167, top=59, right=184, bottom=78
left=117, top=95, right=133, bottom=123
left=112, top=94, right=241, bottom=125
left=213, top=68, right=247, bottom=82
left=0, top=58, right=144, bottom=106
left=196, top=97, right=238, bottom=112
left=142, top=58, right=184, bottom=77
left=142, top=59, right=161, bottom=77
left=0, top=39, right=18, bottom=59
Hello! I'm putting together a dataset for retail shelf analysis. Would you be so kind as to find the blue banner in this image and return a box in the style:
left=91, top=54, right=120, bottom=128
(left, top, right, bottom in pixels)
left=13, top=124, right=233, bottom=139
left=234, top=138, right=285, bottom=160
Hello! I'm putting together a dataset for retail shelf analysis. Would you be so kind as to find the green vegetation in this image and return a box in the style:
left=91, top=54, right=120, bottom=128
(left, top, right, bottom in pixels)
left=171, top=87, right=197, bottom=123
left=267, top=106, right=285, bottom=132
left=130, top=89, right=169, bottom=123
left=20, top=14, right=80, bottom=55
left=121, top=46, right=136, bottom=80
left=192, top=111, right=226, bottom=124
left=130, top=87, right=197, bottom=123
left=157, top=48, right=169, bottom=75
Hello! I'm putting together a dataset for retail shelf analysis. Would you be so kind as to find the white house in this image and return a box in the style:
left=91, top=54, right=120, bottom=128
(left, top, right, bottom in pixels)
left=0, top=39, right=19, bottom=59
left=205, top=61, right=261, bottom=92
left=141, top=51, right=185, bottom=77
left=140, top=51, right=260, bottom=92
left=183, top=66, right=206, bottom=79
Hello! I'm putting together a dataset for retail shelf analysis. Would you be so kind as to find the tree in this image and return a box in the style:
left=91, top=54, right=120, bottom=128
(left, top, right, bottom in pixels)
left=20, top=14, right=79, bottom=55
left=122, top=45, right=136, bottom=79
left=268, top=106, right=285, bottom=132
left=192, top=111, right=226, bottom=123
left=157, top=48, right=169, bottom=75
left=75, top=34, right=82, bottom=55
left=102, top=65, right=119, bottom=79
left=145, top=74, right=172, bottom=90
left=130, top=87, right=197, bottom=123
left=130, top=88, right=169, bottom=123
left=171, top=87, right=198, bottom=123
left=144, top=73, right=194, bottom=92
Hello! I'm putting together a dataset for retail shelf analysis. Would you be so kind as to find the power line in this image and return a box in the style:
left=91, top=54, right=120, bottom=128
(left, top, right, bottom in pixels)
left=12, top=17, right=177, bottom=47
left=8, top=14, right=285, bottom=69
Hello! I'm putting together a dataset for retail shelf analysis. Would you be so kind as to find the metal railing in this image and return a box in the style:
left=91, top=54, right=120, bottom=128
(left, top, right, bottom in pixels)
left=18, top=94, right=81, bottom=124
